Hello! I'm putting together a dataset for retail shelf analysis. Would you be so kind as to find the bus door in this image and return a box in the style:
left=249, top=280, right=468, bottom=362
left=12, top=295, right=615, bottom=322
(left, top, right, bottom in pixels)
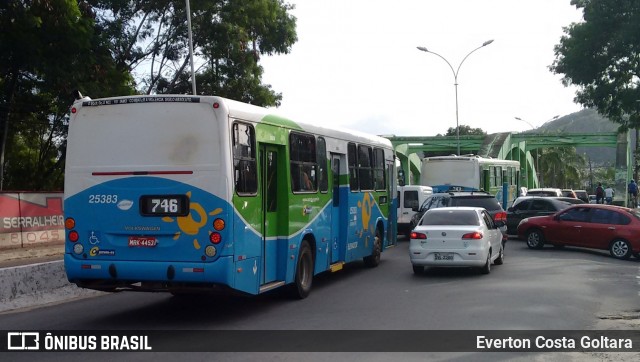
left=260, top=144, right=282, bottom=284
left=387, top=161, right=397, bottom=246
left=330, top=153, right=346, bottom=263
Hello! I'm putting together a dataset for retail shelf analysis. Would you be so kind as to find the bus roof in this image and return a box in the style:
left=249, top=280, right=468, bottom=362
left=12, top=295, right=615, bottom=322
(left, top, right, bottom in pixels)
left=73, top=95, right=392, bottom=150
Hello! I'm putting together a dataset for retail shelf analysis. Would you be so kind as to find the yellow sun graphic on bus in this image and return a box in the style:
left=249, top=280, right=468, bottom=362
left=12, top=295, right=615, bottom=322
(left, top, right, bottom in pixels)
left=358, top=193, right=375, bottom=234
left=162, top=191, right=223, bottom=250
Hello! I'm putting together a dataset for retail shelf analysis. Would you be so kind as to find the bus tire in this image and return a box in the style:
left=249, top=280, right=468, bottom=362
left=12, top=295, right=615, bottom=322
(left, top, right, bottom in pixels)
left=363, top=229, right=382, bottom=267
left=289, top=240, right=314, bottom=299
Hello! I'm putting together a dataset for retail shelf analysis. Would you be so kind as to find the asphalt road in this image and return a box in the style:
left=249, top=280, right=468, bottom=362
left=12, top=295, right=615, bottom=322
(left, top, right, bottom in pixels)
left=1, top=237, right=639, bottom=361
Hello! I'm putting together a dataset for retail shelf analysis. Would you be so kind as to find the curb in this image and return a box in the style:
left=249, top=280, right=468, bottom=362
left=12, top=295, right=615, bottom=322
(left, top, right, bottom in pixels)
left=0, top=260, right=103, bottom=313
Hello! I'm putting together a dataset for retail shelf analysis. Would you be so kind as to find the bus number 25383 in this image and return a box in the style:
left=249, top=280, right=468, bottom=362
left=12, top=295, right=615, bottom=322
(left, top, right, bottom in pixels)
left=88, top=194, right=118, bottom=204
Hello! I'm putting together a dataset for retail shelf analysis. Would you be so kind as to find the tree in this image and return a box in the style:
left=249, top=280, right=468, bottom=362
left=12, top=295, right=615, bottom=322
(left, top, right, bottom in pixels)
left=440, top=125, right=487, bottom=137
left=550, top=0, right=640, bottom=177
left=0, top=0, right=134, bottom=190
left=88, top=0, right=297, bottom=105
left=0, top=0, right=296, bottom=190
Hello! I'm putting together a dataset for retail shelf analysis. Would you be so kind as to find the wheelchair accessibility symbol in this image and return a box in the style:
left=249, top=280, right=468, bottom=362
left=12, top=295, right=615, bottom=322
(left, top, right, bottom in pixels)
left=89, top=231, right=100, bottom=245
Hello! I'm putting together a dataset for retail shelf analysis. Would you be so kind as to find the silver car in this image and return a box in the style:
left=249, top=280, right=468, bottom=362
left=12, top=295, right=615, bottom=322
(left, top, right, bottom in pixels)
left=409, top=207, right=504, bottom=275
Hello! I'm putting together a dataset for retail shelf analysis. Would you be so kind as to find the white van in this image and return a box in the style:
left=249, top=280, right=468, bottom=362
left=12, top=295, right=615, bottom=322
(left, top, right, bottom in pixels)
left=397, top=185, right=433, bottom=237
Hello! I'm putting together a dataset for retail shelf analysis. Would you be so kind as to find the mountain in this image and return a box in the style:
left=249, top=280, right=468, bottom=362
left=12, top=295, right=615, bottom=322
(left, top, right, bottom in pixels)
left=532, top=108, right=622, bottom=165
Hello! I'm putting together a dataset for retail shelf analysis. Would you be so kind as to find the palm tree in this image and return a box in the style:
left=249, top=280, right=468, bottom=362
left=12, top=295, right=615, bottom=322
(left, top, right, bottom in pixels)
left=537, top=147, right=586, bottom=188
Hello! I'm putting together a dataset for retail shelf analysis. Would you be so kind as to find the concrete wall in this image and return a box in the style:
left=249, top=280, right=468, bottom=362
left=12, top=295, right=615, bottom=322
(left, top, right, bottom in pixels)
left=0, top=261, right=103, bottom=313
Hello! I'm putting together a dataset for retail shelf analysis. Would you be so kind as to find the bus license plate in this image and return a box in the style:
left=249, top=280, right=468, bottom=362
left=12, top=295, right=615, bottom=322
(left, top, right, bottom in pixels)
left=434, top=253, right=453, bottom=261
left=128, top=236, right=157, bottom=247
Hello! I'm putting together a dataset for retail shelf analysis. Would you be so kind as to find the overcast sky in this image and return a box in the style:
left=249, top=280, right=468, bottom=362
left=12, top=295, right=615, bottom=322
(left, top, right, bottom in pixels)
left=260, top=0, right=585, bottom=137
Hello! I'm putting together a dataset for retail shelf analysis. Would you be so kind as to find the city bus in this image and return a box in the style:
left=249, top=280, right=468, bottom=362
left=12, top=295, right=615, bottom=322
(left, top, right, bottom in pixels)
left=63, top=95, right=397, bottom=299
left=419, top=155, right=520, bottom=207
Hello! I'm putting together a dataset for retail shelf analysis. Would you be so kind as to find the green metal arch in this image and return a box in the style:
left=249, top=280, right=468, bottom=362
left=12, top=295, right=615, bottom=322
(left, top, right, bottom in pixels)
left=386, top=131, right=631, bottom=205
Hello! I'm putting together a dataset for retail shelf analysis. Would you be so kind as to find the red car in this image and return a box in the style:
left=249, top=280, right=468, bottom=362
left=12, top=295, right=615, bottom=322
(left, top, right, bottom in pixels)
left=517, top=204, right=640, bottom=259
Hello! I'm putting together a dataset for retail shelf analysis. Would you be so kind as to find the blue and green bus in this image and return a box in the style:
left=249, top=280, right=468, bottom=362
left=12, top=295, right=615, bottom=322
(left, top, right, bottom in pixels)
left=63, top=95, right=397, bottom=298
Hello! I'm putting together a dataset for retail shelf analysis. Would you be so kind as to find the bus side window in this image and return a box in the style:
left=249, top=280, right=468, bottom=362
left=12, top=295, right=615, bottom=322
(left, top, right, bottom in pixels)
left=348, top=143, right=358, bottom=191
left=358, top=144, right=374, bottom=191
left=317, top=137, right=328, bottom=192
left=232, top=122, right=257, bottom=195
left=373, top=148, right=385, bottom=190
left=290, top=132, right=317, bottom=193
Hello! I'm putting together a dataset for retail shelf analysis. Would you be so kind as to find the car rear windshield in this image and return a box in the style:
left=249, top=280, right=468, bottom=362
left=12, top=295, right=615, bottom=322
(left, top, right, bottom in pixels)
left=527, top=191, right=556, bottom=196
left=421, top=210, right=480, bottom=226
left=450, top=197, right=501, bottom=211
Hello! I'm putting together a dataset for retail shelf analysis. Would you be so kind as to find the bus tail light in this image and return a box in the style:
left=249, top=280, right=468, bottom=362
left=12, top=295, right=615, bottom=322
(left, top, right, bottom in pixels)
left=209, top=232, right=221, bottom=244
left=213, top=218, right=225, bottom=231
left=205, top=246, right=217, bottom=257
left=69, top=230, right=79, bottom=242
left=65, top=218, right=75, bottom=229
left=410, top=232, right=427, bottom=240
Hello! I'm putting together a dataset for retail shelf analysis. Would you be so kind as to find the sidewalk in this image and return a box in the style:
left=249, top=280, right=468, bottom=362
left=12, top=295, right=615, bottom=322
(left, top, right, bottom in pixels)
left=0, top=244, right=64, bottom=269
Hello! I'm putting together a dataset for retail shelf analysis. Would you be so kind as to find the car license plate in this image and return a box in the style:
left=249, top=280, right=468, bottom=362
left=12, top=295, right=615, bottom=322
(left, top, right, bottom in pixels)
left=434, top=252, right=453, bottom=261
left=128, top=236, right=157, bottom=247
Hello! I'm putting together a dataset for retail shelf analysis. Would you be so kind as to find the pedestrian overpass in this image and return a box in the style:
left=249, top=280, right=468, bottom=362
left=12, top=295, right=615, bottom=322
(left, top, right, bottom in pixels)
left=385, top=131, right=632, bottom=206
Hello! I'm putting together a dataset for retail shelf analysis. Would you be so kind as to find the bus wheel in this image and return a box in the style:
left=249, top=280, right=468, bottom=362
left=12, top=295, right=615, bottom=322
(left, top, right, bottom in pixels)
left=289, top=240, right=314, bottom=299
left=363, top=230, right=382, bottom=267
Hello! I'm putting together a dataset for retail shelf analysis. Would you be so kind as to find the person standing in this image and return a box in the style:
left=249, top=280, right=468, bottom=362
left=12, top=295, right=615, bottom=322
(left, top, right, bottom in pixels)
left=595, top=182, right=604, bottom=204
left=604, top=185, right=615, bottom=205
left=628, top=179, right=638, bottom=207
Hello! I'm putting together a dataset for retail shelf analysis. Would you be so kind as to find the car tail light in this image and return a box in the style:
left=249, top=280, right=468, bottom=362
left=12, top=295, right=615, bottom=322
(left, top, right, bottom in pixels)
left=494, top=211, right=507, bottom=223
left=462, top=232, right=483, bottom=239
left=410, top=232, right=427, bottom=240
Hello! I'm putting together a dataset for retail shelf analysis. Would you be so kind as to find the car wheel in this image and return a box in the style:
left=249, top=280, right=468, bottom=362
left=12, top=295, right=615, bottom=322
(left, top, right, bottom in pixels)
left=526, top=229, right=545, bottom=249
left=494, top=243, right=505, bottom=265
left=288, top=240, right=314, bottom=299
left=609, top=239, right=632, bottom=260
left=480, top=251, right=491, bottom=274
left=406, top=222, right=415, bottom=239
left=363, top=229, right=382, bottom=267
left=412, top=265, right=424, bottom=275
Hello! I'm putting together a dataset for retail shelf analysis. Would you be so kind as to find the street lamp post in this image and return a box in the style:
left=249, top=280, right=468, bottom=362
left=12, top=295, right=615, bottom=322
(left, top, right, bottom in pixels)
left=417, top=39, right=494, bottom=155
left=185, top=0, right=197, bottom=95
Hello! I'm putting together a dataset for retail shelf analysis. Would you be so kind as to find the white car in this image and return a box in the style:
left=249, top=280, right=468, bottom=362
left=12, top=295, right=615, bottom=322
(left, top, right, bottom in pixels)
left=409, top=207, right=504, bottom=274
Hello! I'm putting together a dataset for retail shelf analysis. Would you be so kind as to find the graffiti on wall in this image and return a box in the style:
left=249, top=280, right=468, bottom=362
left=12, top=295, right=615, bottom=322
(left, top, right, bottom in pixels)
left=0, top=192, right=64, bottom=250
